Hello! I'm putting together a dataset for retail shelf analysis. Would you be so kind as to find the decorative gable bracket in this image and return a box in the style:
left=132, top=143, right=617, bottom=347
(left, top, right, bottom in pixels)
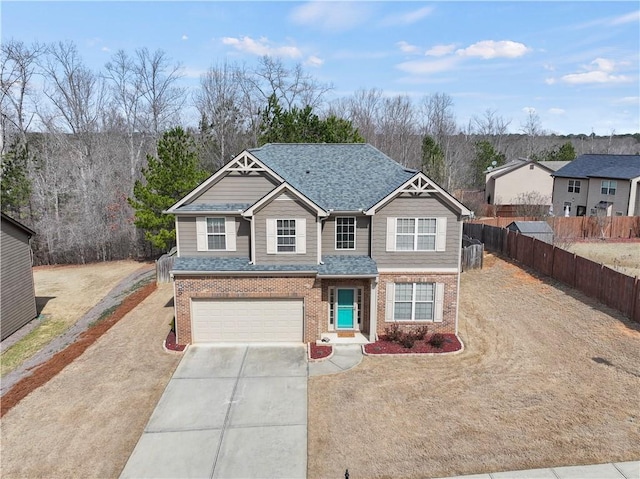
left=402, top=176, right=438, bottom=196
left=226, top=153, right=269, bottom=174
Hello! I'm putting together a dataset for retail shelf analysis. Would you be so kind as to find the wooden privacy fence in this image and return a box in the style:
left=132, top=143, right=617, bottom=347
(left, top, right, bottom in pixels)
left=464, top=222, right=640, bottom=323
left=156, top=252, right=175, bottom=284
left=469, top=216, right=640, bottom=239
left=462, top=235, right=484, bottom=271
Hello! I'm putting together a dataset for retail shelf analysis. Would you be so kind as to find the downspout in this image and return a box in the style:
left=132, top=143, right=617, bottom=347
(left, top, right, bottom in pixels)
left=455, top=219, right=463, bottom=336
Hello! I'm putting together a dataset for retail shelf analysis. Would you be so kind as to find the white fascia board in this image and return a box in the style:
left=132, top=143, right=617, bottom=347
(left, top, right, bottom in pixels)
left=365, top=172, right=472, bottom=217
left=316, top=274, right=379, bottom=279
left=170, top=270, right=317, bottom=276
left=377, top=267, right=459, bottom=274
left=242, top=182, right=328, bottom=218
left=168, top=210, right=245, bottom=216
left=165, top=150, right=284, bottom=213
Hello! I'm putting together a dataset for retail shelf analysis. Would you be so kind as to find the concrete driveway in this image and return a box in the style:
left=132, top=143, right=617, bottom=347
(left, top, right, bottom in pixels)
left=120, top=344, right=307, bottom=479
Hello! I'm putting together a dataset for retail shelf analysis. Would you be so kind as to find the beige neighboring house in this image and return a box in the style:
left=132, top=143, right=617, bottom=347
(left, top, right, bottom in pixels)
left=1, top=213, right=37, bottom=340
left=166, top=143, right=471, bottom=345
left=485, top=158, right=569, bottom=206
left=551, top=154, right=640, bottom=217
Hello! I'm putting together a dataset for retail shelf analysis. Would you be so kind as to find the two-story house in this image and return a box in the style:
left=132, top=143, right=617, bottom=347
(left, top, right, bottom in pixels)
left=551, top=154, right=640, bottom=217
left=167, top=143, right=471, bottom=345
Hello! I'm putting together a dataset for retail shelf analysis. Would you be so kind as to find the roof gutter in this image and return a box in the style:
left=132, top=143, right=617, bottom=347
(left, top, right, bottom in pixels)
left=171, top=270, right=318, bottom=277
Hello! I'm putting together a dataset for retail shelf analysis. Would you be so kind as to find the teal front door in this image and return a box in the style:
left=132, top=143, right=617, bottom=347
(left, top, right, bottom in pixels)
left=336, top=289, right=355, bottom=329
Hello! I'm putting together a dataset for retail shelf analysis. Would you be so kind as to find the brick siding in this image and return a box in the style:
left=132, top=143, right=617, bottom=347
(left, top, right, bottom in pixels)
left=377, top=273, right=459, bottom=338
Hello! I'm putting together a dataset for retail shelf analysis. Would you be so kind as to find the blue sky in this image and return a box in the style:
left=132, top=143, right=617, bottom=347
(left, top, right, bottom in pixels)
left=3, top=1, right=639, bottom=135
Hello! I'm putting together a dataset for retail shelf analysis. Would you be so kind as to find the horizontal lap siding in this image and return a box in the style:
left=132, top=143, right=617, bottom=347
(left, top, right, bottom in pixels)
left=1, top=223, right=37, bottom=340
left=321, top=216, right=370, bottom=255
left=177, top=216, right=250, bottom=257
left=372, top=195, right=461, bottom=268
left=254, top=197, right=318, bottom=265
left=190, top=172, right=278, bottom=204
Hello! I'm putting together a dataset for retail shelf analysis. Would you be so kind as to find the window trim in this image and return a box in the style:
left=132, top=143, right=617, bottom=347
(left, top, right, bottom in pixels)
left=335, top=216, right=356, bottom=250
left=601, top=180, right=617, bottom=195
left=276, top=219, right=296, bottom=254
left=568, top=180, right=581, bottom=193
left=396, top=218, right=436, bottom=251
left=266, top=218, right=307, bottom=255
left=385, top=281, right=445, bottom=324
left=393, top=283, right=435, bottom=322
left=196, top=217, right=236, bottom=252
left=386, top=217, right=446, bottom=252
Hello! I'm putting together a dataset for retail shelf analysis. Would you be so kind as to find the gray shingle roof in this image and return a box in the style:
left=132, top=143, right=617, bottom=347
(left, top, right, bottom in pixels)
left=248, top=143, right=415, bottom=211
left=317, top=255, right=378, bottom=276
left=553, top=154, right=640, bottom=180
left=172, top=255, right=379, bottom=276
left=174, top=203, right=251, bottom=212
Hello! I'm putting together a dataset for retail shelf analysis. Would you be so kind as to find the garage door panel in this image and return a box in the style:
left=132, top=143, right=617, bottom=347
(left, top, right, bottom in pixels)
left=192, top=299, right=303, bottom=343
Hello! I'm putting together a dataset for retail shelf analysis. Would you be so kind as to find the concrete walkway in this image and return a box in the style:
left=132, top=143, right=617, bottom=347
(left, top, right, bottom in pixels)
left=308, top=344, right=363, bottom=376
left=120, top=344, right=307, bottom=479
left=436, top=460, right=639, bottom=479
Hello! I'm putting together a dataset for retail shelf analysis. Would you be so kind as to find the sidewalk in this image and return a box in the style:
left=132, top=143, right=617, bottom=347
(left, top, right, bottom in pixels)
left=437, top=460, right=639, bottom=479
left=308, top=344, right=362, bottom=376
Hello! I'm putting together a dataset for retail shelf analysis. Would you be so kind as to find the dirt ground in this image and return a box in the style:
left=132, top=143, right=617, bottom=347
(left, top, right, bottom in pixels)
left=0, top=284, right=182, bottom=478
left=33, top=260, right=147, bottom=323
left=308, top=254, right=640, bottom=479
left=566, top=241, right=640, bottom=278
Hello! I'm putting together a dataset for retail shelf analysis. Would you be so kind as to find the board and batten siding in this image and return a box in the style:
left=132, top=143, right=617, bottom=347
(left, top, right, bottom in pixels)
left=177, top=216, right=250, bottom=257
left=371, top=194, right=461, bottom=269
left=321, top=216, right=370, bottom=255
left=1, top=220, right=37, bottom=340
left=254, top=195, right=318, bottom=265
left=190, top=172, right=278, bottom=205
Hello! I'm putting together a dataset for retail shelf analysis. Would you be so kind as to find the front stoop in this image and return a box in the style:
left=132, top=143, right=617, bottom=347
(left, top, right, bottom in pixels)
left=319, top=331, right=370, bottom=345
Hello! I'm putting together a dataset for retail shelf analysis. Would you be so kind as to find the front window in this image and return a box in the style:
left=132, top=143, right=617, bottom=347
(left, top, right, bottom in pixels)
left=601, top=180, right=617, bottom=195
left=568, top=180, right=581, bottom=193
left=336, top=217, right=356, bottom=250
left=207, top=218, right=226, bottom=250
left=396, top=218, right=436, bottom=251
left=394, top=283, right=435, bottom=321
left=277, top=219, right=296, bottom=253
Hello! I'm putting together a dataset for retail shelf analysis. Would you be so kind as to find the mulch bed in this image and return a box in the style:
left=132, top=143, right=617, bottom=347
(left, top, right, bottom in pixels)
left=164, top=330, right=186, bottom=352
left=364, top=333, right=462, bottom=355
left=309, top=343, right=332, bottom=360
left=0, top=282, right=157, bottom=418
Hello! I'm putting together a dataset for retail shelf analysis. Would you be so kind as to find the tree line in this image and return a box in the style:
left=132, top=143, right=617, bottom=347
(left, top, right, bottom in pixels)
left=2, top=39, right=638, bottom=264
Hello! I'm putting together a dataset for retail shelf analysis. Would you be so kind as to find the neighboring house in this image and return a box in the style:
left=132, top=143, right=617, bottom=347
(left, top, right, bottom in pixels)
left=485, top=158, right=569, bottom=206
left=1, top=213, right=37, bottom=341
left=507, top=221, right=554, bottom=244
left=551, top=154, right=640, bottom=217
left=167, top=143, right=471, bottom=345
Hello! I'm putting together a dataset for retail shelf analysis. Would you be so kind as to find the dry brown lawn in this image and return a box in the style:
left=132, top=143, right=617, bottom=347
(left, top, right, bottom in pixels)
left=566, top=241, right=640, bottom=278
left=308, top=254, right=640, bottom=479
left=0, top=284, right=182, bottom=478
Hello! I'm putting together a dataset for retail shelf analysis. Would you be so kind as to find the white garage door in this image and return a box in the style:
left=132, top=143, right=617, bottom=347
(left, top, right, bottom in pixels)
left=191, top=299, right=304, bottom=343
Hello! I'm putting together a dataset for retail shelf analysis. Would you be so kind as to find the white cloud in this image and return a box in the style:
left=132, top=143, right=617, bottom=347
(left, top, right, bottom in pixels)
left=182, top=67, right=207, bottom=79
left=613, top=96, right=640, bottom=105
left=305, top=55, right=324, bottom=67
left=545, top=77, right=557, bottom=85
left=426, top=44, right=456, bottom=57
left=609, top=10, right=640, bottom=25
left=101, top=46, right=110, bottom=52
left=396, top=56, right=459, bottom=75
left=522, top=107, right=536, bottom=114
left=182, top=35, right=188, bottom=41
left=548, top=108, right=565, bottom=115
left=382, top=6, right=434, bottom=26
left=289, top=2, right=372, bottom=32
left=222, top=36, right=302, bottom=58
left=543, top=63, right=555, bottom=71
left=560, top=58, right=631, bottom=85
left=396, top=41, right=421, bottom=55
left=456, top=40, right=530, bottom=59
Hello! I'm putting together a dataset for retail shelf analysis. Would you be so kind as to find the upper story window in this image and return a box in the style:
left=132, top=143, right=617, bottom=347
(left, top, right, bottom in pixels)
left=386, top=217, right=447, bottom=252
left=196, top=217, right=236, bottom=252
left=266, top=218, right=306, bottom=255
left=601, top=180, right=617, bottom=195
left=396, top=218, right=436, bottom=251
left=206, top=218, right=226, bottom=250
left=568, top=180, right=581, bottom=193
left=335, top=217, right=356, bottom=250
left=277, top=219, right=296, bottom=253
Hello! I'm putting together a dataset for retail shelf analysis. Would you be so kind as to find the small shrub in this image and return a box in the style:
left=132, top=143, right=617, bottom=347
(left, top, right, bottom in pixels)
left=385, top=323, right=403, bottom=342
left=412, top=325, right=429, bottom=341
left=429, top=333, right=446, bottom=348
left=399, top=333, right=415, bottom=349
